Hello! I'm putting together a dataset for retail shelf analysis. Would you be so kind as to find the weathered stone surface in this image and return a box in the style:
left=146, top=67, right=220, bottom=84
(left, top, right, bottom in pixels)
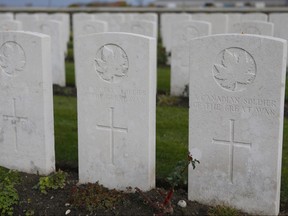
left=188, top=34, right=286, bottom=215
left=0, top=31, right=55, bottom=175
left=75, top=33, right=156, bottom=191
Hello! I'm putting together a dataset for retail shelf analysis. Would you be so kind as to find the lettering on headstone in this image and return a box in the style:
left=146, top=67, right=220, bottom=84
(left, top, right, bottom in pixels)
left=3, top=98, right=28, bottom=151
left=94, top=44, right=129, bottom=83
left=96, top=107, right=128, bottom=165
left=0, top=41, right=26, bottom=76
left=212, top=119, right=251, bottom=183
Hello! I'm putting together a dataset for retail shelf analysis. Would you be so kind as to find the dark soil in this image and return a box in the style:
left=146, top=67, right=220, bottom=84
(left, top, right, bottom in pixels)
left=12, top=167, right=288, bottom=216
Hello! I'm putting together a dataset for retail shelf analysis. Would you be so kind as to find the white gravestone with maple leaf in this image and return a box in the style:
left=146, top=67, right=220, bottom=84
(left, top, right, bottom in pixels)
left=188, top=34, right=287, bottom=215
left=170, top=20, right=211, bottom=96
left=75, top=33, right=156, bottom=191
left=230, top=21, right=274, bottom=36
left=0, top=31, right=55, bottom=175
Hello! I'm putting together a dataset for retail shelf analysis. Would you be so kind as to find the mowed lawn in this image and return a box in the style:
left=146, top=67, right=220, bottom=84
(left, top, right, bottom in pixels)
left=55, top=61, right=288, bottom=204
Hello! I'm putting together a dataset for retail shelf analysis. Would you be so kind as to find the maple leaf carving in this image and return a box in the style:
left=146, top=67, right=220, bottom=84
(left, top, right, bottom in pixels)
left=0, top=42, right=26, bottom=75
left=95, top=45, right=128, bottom=83
left=213, top=49, right=255, bottom=91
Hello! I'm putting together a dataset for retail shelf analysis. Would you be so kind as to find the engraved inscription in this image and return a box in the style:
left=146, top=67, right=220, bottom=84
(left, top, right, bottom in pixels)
left=191, top=93, right=277, bottom=117
left=90, top=87, right=146, bottom=104
left=212, top=119, right=251, bottom=183
left=97, top=107, right=128, bottom=165
left=213, top=47, right=256, bottom=92
left=95, top=44, right=129, bottom=83
left=3, top=98, right=28, bottom=151
left=0, top=41, right=26, bottom=76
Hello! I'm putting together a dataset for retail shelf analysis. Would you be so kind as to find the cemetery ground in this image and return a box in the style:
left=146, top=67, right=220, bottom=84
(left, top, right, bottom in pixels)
left=0, top=44, right=288, bottom=216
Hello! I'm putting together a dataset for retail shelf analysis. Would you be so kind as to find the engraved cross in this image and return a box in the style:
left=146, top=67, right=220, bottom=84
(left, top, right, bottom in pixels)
left=3, top=98, right=28, bottom=151
left=97, top=107, right=128, bottom=165
left=212, top=119, right=251, bottom=183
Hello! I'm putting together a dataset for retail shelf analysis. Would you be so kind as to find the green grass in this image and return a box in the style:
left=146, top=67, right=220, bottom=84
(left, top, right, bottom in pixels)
left=156, top=105, right=188, bottom=177
left=281, top=118, right=288, bottom=203
left=54, top=95, right=78, bottom=168
left=157, top=66, right=170, bottom=95
left=65, top=61, right=75, bottom=87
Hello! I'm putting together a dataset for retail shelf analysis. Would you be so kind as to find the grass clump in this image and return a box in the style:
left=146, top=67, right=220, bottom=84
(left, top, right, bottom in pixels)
left=0, top=167, right=20, bottom=216
left=208, top=205, right=239, bottom=216
left=34, top=170, right=68, bottom=194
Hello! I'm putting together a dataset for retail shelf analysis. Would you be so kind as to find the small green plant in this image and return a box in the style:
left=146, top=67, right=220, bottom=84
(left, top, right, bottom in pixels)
left=166, top=152, right=199, bottom=188
left=136, top=152, right=199, bottom=215
left=0, top=167, right=20, bottom=216
left=34, top=170, right=68, bottom=194
left=208, top=205, right=239, bottom=216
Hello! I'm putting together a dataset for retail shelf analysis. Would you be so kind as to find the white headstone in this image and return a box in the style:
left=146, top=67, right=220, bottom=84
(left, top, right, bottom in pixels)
left=0, top=13, right=14, bottom=21
left=33, top=20, right=66, bottom=87
left=95, top=13, right=124, bottom=32
left=227, top=13, right=242, bottom=32
left=191, top=13, right=228, bottom=34
left=269, top=13, right=288, bottom=63
left=230, top=21, right=274, bottom=36
left=121, top=20, right=157, bottom=38
left=160, top=13, right=191, bottom=52
left=50, top=13, right=70, bottom=54
left=72, top=13, right=94, bottom=35
left=134, top=13, right=158, bottom=23
left=188, top=34, right=286, bottom=215
left=0, top=20, right=22, bottom=31
left=15, top=13, right=39, bottom=31
left=241, top=13, right=268, bottom=22
left=36, top=13, right=49, bottom=20
left=171, top=21, right=211, bottom=96
left=0, top=31, right=55, bottom=175
left=76, top=20, right=108, bottom=37
left=75, top=33, right=156, bottom=191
